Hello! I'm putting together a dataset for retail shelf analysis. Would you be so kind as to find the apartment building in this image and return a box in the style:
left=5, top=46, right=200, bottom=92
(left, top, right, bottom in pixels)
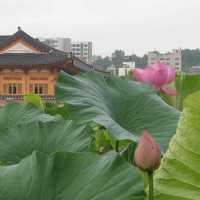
left=40, top=38, right=93, bottom=64
left=41, top=38, right=71, bottom=53
left=148, top=49, right=182, bottom=70
left=71, top=42, right=92, bottom=64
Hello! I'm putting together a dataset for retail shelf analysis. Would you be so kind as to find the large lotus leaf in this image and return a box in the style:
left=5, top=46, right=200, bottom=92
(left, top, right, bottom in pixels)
left=0, top=103, right=59, bottom=130
left=154, top=91, right=200, bottom=200
left=0, top=120, right=91, bottom=164
left=175, top=73, right=200, bottom=110
left=0, top=151, right=145, bottom=200
left=162, top=73, right=200, bottom=110
left=56, top=72, right=180, bottom=151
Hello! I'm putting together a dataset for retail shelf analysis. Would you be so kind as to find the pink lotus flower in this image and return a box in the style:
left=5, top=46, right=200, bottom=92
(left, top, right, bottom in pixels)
left=134, top=130, right=161, bottom=171
left=132, top=62, right=176, bottom=96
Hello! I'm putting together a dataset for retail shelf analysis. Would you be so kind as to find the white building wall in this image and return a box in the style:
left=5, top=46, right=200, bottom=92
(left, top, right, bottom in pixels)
left=148, top=49, right=182, bottom=70
left=40, top=37, right=93, bottom=64
left=71, top=41, right=92, bottom=64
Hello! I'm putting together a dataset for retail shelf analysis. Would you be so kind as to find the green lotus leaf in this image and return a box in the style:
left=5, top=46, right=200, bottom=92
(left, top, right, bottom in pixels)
left=154, top=91, right=200, bottom=200
left=0, top=103, right=60, bottom=128
left=56, top=72, right=180, bottom=151
left=0, top=119, right=91, bottom=164
left=176, top=73, right=200, bottom=110
left=0, top=151, right=145, bottom=200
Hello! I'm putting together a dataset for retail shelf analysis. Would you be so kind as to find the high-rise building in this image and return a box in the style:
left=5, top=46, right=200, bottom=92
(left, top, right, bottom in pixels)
left=40, top=38, right=93, bottom=64
left=71, top=42, right=92, bottom=64
left=41, top=38, right=71, bottom=53
left=148, top=49, right=182, bottom=70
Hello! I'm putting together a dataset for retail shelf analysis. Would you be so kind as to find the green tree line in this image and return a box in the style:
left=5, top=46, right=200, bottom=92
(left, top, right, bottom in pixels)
left=93, top=49, right=200, bottom=69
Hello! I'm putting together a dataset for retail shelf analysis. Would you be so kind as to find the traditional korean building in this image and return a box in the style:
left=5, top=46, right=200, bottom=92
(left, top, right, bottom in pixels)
left=0, top=27, right=93, bottom=101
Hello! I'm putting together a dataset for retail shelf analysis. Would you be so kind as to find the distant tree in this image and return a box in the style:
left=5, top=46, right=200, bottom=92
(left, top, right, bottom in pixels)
left=93, top=50, right=148, bottom=70
left=93, top=56, right=112, bottom=69
left=128, top=54, right=148, bottom=68
left=111, top=50, right=125, bottom=68
left=182, top=49, right=200, bottom=68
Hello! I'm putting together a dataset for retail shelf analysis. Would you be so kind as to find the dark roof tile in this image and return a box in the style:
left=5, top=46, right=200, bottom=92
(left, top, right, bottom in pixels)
left=0, top=53, right=70, bottom=66
left=0, top=36, right=11, bottom=44
left=0, top=28, right=101, bottom=73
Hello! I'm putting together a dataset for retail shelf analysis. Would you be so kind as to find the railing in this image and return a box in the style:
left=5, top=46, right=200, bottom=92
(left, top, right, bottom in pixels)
left=0, top=95, right=56, bottom=101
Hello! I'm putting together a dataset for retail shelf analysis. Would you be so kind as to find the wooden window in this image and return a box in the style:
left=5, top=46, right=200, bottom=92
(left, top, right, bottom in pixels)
left=13, top=85, right=17, bottom=94
left=39, top=86, right=43, bottom=94
left=32, top=84, right=48, bottom=95
left=9, top=85, right=12, bottom=94
left=4, top=84, right=22, bottom=95
left=34, top=86, right=38, bottom=94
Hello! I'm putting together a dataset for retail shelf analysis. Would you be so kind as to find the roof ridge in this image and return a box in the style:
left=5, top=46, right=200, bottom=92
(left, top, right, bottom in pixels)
left=0, top=28, right=67, bottom=55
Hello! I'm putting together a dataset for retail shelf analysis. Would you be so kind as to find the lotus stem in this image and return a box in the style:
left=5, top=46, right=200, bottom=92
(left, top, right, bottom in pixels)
left=115, top=140, right=119, bottom=153
left=148, top=171, right=154, bottom=200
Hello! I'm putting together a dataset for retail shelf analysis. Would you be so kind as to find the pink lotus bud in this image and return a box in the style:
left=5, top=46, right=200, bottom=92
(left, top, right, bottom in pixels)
left=134, top=130, right=161, bottom=171
left=132, top=62, right=176, bottom=96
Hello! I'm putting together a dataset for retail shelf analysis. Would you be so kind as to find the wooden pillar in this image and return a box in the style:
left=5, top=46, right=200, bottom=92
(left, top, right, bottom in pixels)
left=0, top=70, right=3, bottom=95
left=24, top=70, right=29, bottom=94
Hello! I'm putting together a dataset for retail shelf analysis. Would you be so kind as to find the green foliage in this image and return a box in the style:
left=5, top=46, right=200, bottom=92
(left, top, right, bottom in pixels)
left=175, top=72, right=200, bottom=110
left=182, top=48, right=200, bottom=68
left=56, top=72, right=180, bottom=151
left=94, top=51, right=147, bottom=69
left=0, top=103, right=59, bottom=126
left=0, top=151, right=145, bottom=200
left=0, top=103, right=90, bottom=164
left=93, top=56, right=112, bottom=69
left=0, top=72, right=188, bottom=199
left=161, top=72, right=200, bottom=111
left=90, top=123, right=113, bottom=154
left=24, top=94, right=71, bottom=119
left=154, top=91, right=200, bottom=200
left=45, top=103, right=70, bottom=119
left=127, top=54, right=148, bottom=68
left=24, top=93, right=45, bottom=111
left=112, top=50, right=125, bottom=68
left=95, top=48, right=200, bottom=70
left=0, top=97, right=146, bottom=199
left=125, top=70, right=134, bottom=80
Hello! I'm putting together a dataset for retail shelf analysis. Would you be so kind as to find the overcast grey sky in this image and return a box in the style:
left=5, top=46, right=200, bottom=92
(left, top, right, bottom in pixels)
left=0, top=0, right=200, bottom=56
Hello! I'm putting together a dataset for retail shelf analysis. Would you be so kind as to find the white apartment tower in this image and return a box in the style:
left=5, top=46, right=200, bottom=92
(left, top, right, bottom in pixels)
left=148, top=49, right=182, bottom=70
left=40, top=38, right=93, bottom=64
left=71, top=42, right=92, bottom=64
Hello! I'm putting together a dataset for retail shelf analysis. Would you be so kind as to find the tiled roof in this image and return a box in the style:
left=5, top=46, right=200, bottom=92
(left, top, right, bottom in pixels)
left=0, top=28, right=64, bottom=54
left=0, top=36, right=11, bottom=44
left=0, top=53, right=70, bottom=66
left=0, top=28, right=108, bottom=75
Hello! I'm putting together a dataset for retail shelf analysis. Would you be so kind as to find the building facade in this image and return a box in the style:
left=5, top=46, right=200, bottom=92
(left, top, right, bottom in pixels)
left=118, top=61, right=135, bottom=76
left=41, top=37, right=71, bottom=53
left=0, top=27, right=93, bottom=102
left=148, top=49, right=182, bottom=69
left=40, top=38, right=93, bottom=64
left=71, top=42, right=92, bottom=64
